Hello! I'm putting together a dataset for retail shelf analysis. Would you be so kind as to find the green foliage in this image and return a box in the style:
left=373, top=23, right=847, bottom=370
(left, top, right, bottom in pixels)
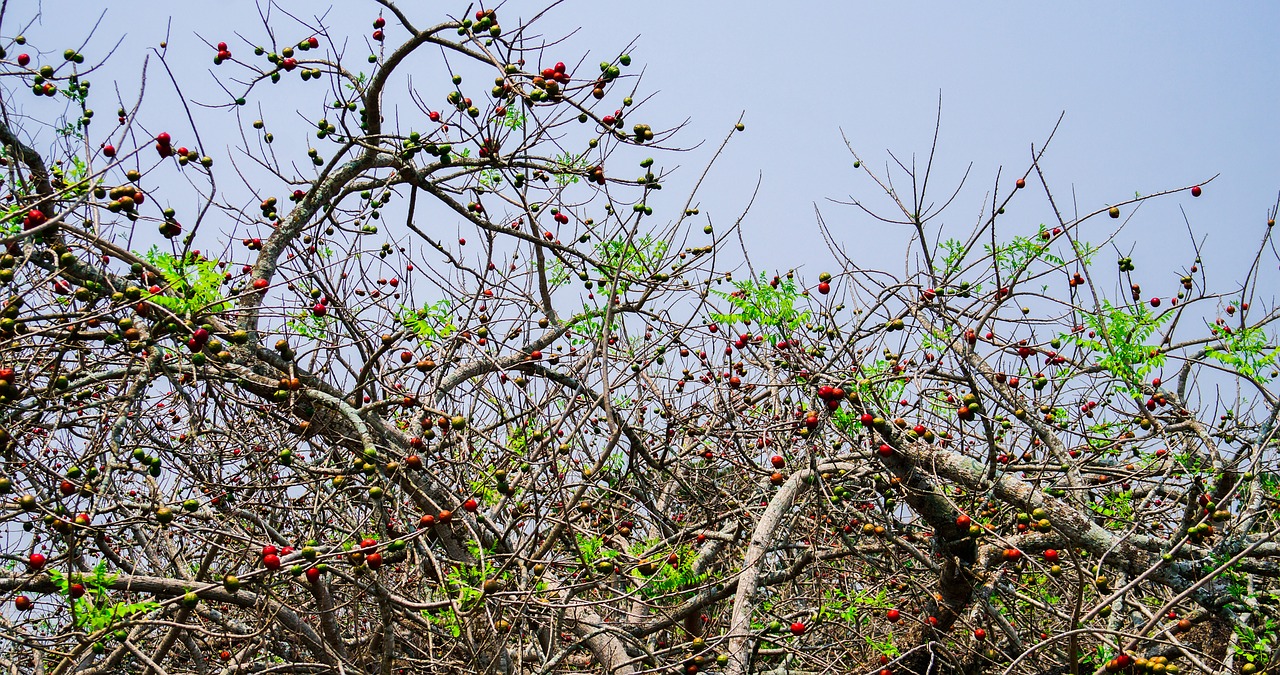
left=628, top=543, right=705, bottom=599
left=48, top=562, right=160, bottom=633
left=936, top=238, right=967, bottom=278
left=593, top=235, right=668, bottom=292
left=477, top=168, right=504, bottom=189
left=984, top=228, right=1066, bottom=279
left=864, top=632, right=900, bottom=659
left=1071, top=300, right=1170, bottom=390
left=1205, top=321, right=1277, bottom=378
left=709, top=272, right=809, bottom=341
left=855, top=360, right=906, bottom=407
left=818, top=585, right=893, bottom=629
left=397, top=299, right=455, bottom=344
left=502, top=105, right=525, bottom=130
left=141, top=247, right=229, bottom=317
left=1088, top=490, right=1134, bottom=528
left=288, top=309, right=332, bottom=340
left=552, top=152, right=590, bottom=186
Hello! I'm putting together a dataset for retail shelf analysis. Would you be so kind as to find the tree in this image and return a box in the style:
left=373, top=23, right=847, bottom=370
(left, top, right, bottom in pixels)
left=1, top=2, right=1278, bottom=674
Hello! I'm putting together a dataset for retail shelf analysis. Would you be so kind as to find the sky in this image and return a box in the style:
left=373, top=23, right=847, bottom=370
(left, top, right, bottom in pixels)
left=15, top=1, right=1280, bottom=289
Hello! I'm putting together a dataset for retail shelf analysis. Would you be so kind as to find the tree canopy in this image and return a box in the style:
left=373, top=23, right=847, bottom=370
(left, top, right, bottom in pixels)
left=1, top=3, right=1279, bottom=675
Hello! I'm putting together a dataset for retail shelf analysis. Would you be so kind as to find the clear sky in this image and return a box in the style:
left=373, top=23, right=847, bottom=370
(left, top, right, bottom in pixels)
left=19, top=1, right=1280, bottom=286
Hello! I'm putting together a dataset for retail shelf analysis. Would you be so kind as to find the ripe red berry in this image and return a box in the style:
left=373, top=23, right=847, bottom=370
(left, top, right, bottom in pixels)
left=770, top=455, right=785, bottom=469
left=462, top=498, right=478, bottom=512
left=886, top=609, right=900, bottom=622
left=1015, top=178, right=1026, bottom=189
left=1191, top=185, right=1202, bottom=197
left=28, top=553, right=47, bottom=570
left=790, top=621, right=806, bottom=636
left=17, top=54, right=30, bottom=67
left=262, top=553, right=281, bottom=570
left=14, top=595, right=33, bottom=611
left=974, top=628, right=986, bottom=641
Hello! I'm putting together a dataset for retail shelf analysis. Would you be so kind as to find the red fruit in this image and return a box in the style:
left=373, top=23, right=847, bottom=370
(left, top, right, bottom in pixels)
left=1191, top=185, right=1202, bottom=197
left=308, top=36, right=319, bottom=49
left=28, top=553, right=47, bottom=570
left=438, top=510, right=452, bottom=523
left=262, top=553, right=281, bottom=570
left=312, top=303, right=327, bottom=317
left=17, top=54, right=30, bottom=67
left=1015, top=178, right=1026, bottom=189
left=1044, top=549, right=1060, bottom=561
left=373, top=17, right=386, bottom=28
left=156, top=132, right=171, bottom=146
left=102, top=145, right=116, bottom=158
left=262, top=545, right=278, bottom=556
left=878, top=444, right=893, bottom=457
left=372, top=29, right=384, bottom=41
left=955, top=514, right=971, bottom=528
left=770, top=455, right=786, bottom=469
left=817, top=281, right=830, bottom=294
left=405, top=455, right=423, bottom=470
left=1004, top=548, right=1022, bottom=561
left=69, top=583, right=86, bottom=599
left=1150, top=297, right=1160, bottom=307
left=252, top=278, right=270, bottom=291
left=667, top=553, right=679, bottom=565
left=305, top=566, right=321, bottom=582
left=14, top=595, right=32, bottom=611
left=974, top=628, right=986, bottom=641
left=60, top=480, right=76, bottom=496
left=359, top=538, right=378, bottom=552
left=462, top=498, right=478, bottom=512
left=886, top=609, right=901, bottom=622
left=365, top=552, right=383, bottom=569
left=419, top=514, right=436, bottom=528
left=790, top=621, right=806, bottom=636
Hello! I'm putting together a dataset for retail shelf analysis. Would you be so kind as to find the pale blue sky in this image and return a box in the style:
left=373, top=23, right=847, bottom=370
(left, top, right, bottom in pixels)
left=20, top=1, right=1280, bottom=285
